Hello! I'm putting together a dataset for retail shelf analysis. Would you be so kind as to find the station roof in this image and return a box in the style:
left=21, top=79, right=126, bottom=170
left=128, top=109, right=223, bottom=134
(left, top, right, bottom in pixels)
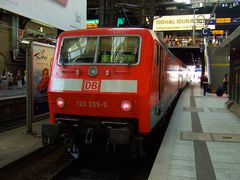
left=88, top=0, right=240, bottom=17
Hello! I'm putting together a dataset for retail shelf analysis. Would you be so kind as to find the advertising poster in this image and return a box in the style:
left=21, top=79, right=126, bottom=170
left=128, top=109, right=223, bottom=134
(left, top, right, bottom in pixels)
left=32, top=42, right=55, bottom=116
left=0, top=0, right=86, bottom=30
left=153, top=14, right=215, bottom=31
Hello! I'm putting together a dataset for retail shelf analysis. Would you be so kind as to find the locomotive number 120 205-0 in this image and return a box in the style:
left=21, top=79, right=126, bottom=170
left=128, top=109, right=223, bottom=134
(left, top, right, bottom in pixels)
left=42, top=28, right=189, bottom=158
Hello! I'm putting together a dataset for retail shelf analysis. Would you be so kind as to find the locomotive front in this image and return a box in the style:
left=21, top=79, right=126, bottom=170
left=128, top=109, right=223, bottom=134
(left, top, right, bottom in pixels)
left=42, top=29, right=153, bottom=156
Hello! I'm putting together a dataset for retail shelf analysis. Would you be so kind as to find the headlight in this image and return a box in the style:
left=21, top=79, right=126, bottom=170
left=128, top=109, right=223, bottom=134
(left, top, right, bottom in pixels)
left=120, top=100, right=132, bottom=112
left=56, top=97, right=65, bottom=108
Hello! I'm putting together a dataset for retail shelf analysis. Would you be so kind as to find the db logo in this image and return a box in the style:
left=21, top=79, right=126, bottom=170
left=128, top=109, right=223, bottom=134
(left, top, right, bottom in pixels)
left=83, top=80, right=100, bottom=91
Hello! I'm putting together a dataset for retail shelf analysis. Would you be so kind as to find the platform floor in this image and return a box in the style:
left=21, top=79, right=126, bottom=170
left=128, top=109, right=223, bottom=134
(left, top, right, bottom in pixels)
left=0, top=84, right=26, bottom=100
left=148, top=84, right=240, bottom=180
left=0, top=119, right=48, bottom=168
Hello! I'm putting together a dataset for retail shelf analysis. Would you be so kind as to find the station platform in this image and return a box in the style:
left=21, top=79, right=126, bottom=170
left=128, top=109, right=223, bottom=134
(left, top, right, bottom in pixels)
left=148, top=84, right=240, bottom=180
left=0, top=118, right=48, bottom=168
left=0, top=85, right=26, bottom=100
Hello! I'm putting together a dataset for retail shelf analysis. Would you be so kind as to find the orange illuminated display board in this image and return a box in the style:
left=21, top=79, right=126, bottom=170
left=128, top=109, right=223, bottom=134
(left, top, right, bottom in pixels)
left=216, top=18, right=231, bottom=23
left=211, top=30, right=224, bottom=35
left=87, top=23, right=98, bottom=29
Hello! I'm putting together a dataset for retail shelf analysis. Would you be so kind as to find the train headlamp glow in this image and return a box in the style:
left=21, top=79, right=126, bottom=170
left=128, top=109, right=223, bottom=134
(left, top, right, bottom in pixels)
left=56, top=97, right=65, bottom=108
left=121, top=100, right=132, bottom=112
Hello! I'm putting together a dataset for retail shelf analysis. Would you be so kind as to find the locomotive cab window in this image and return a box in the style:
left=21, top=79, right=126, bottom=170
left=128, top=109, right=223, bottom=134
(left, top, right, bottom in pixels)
left=98, top=36, right=139, bottom=64
left=59, top=37, right=97, bottom=64
left=59, top=36, right=140, bottom=65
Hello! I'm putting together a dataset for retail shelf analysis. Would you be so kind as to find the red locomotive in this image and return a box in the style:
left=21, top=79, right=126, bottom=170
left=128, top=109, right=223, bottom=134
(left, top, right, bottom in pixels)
left=42, top=28, right=189, bottom=157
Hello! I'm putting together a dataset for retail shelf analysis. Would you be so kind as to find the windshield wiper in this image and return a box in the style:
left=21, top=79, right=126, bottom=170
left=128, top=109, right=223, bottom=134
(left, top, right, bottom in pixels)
left=59, top=58, right=66, bottom=67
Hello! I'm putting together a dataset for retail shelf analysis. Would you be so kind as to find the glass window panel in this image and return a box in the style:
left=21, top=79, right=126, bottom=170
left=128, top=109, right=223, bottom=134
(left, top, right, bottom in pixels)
left=59, top=36, right=140, bottom=65
left=97, top=36, right=139, bottom=64
left=59, top=37, right=97, bottom=64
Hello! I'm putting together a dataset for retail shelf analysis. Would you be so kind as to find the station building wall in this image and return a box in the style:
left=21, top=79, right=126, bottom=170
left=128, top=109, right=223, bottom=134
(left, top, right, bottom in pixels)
left=0, top=11, right=58, bottom=78
left=0, top=14, right=11, bottom=74
left=208, top=46, right=229, bottom=92
left=230, top=49, right=240, bottom=105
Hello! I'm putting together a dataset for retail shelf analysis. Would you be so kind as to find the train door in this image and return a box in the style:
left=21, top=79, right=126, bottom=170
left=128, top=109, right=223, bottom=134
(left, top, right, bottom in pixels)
left=154, top=42, right=164, bottom=116
left=159, top=46, right=164, bottom=102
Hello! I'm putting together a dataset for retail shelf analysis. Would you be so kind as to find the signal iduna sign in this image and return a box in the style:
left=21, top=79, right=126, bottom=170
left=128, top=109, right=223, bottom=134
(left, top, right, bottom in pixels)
left=153, top=14, right=215, bottom=31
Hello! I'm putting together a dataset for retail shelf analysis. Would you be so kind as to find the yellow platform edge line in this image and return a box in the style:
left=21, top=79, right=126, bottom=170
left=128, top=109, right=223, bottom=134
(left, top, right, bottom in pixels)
left=210, top=64, right=230, bottom=67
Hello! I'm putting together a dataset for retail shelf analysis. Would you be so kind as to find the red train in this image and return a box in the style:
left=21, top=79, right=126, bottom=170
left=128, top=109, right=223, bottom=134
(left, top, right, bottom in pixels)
left=42, top=28, right=189, bottom=157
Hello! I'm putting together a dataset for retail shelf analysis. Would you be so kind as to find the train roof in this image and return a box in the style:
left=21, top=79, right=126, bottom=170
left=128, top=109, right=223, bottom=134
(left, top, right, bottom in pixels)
left=59, top=28, right=159, bottom=40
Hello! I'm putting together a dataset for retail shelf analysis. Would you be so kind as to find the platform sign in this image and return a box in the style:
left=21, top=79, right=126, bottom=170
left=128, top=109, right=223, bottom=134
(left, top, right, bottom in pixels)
left=202, top=28, right=211, bottom=36
left=31, top=42, right=55, bottom=116
left=153, top=14, right=215, bottom=31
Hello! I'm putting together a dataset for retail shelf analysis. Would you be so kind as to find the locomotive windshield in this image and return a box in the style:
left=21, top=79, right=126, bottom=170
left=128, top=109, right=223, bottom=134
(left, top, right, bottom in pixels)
left=59, top=36, right=140, bottom=65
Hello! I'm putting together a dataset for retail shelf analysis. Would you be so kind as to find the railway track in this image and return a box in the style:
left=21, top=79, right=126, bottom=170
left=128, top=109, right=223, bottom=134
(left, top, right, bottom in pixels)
left=0, top=96, right=49, bottom=133
left=48, top=111, right=172, bottom=180
left=0, top=115, right=26, bottom=133
left=0, top=91, right=178, bottom=180
left=0, top=116, right=169, bottom=180
left=0, top=143, right=75, bottom=180
left=0, top=114, right=172, bottom=180
left=0, top=97, right=26, bottom=133
left=50, top=147, right=155, bottom=180
left=48, top=91, right=177, bottom=180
